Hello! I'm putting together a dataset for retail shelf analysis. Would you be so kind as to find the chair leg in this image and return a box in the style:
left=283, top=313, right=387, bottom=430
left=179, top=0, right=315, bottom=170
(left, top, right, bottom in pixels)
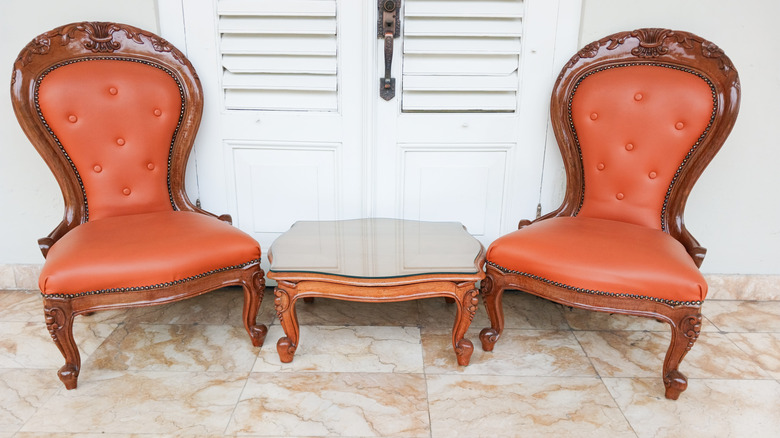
left=43, top=299, right=80, bottom=390
left=662, top=310, right=702, bottom=400
left=243, top=268, right=268, bottom=348
left=479, top=274, right=505, bottom=351
left=451, top=288, right=479, bottom=366
left=274, top=286, right=300, bottom=363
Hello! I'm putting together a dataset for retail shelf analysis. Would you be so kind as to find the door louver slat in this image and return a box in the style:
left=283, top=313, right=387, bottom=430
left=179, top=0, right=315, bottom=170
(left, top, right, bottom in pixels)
left=218, top=0, right=338, bottom=111
left=402, top=0, right=524, bottom=113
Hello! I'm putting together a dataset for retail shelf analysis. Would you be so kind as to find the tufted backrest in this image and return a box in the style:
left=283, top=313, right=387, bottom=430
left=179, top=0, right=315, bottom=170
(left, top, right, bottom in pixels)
left=547, top=29, right=740, bottom=265
left=12, top=22, right=205, bottom=254
left=36, top=59, right=182, bottom=221
left=571, top=65, right=715, bottom=229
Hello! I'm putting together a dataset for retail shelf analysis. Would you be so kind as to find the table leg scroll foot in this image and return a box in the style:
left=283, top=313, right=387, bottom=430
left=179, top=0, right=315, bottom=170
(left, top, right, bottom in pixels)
left=454, top=338, right=474, bottom=366
left=277, top=337, right=297, bottom=363
left=249, top=324, right=268, bottom=348
left=479, top=327, right=500, bottom=352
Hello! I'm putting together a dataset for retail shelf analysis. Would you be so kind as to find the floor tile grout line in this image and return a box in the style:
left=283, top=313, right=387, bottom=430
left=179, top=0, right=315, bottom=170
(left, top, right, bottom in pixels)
left=417, top=299, right=435, bottom=438
left=717, top=331, right=778, bottom=380
left=222, top=369, right=254, bottom=436
left=12, top=370, right=71, bottom=436
left=570, top=327, right=640, bottom=438
left=222, top=337, right=265, bottom=437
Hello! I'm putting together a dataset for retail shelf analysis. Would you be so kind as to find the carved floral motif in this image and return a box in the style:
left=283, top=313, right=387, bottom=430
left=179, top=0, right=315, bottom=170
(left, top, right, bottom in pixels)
left=44, top=307, right=64, bottom=342
left=681, top=313, right=703, bottom=351
left=71, top=22, right=122, bottom=52
left=628, top=28, right=675, bottom=57
left=15, top=34, right=52, bottom=67
left=479, top=276, right=493, bottom=301
left=16, top=21, right=186, bottom=66
left=274, top=288, right=291, bottom=322
left=560, top=28, right=736, bottom=79
left=462, top=289, right=479, bottom=322
left=252, top=270, right=266, bottom=296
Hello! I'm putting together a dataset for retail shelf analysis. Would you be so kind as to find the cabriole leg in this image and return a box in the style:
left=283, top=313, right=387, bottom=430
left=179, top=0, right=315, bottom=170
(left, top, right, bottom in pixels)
left=274, top=286, right=300, bottom=363
left=43, top=299, right=80, bottom=390
left=479, top=274, right=505, bottom=351
left=243, top=268, right=268, bottom=347
left=451, top=287, right=479, bottom=366
left=663, top=310, right=702, bottom=400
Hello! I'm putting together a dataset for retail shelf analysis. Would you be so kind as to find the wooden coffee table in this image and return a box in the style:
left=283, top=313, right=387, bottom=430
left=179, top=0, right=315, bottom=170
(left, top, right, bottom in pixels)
left=267, top=218, right=486, bottom=366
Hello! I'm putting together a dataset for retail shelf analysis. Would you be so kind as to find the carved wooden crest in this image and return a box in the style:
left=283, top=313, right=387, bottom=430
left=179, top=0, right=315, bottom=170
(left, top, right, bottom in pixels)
left=561, top=28, right=737, bottom=79
left=15, top=21, right=185, bottom=68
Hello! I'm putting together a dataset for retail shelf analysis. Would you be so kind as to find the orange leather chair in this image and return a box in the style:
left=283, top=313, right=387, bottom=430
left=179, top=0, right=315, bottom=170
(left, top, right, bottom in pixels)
left=480, top=29, right=740, bottom=399
left=10, top=22, right=268, bottom=389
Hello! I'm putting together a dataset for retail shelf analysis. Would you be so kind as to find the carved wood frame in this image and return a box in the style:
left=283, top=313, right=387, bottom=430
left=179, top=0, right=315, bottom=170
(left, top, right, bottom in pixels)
left=480, top=28, right=740, bottom=400
left=10, top=22, right=267, bottom=389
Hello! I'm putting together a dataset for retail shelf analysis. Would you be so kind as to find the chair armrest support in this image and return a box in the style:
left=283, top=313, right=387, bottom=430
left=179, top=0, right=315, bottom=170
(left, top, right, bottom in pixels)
left=39, top=220, right=73, bottom=258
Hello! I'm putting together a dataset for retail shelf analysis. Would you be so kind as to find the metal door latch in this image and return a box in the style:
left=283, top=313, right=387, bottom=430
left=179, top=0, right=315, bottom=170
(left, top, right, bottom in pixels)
left=378, top=0, right=400, bottom=101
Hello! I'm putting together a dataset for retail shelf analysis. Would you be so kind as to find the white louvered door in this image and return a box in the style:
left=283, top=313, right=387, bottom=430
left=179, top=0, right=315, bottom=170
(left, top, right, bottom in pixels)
left=163, top=0, right=579, bottom=272
left=176, top=0, right=366, bottom=276
left=373, top=0, right=564, bottom=247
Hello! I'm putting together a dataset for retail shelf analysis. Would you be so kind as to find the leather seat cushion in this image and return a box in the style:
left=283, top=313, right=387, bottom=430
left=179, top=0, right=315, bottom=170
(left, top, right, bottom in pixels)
left=40, top=211, right=261, bottom=296
left=487, top=216, right=707, bottom=303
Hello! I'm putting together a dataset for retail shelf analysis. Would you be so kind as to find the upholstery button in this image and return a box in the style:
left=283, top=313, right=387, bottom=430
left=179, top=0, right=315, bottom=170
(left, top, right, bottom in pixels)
left=109, top=87, right=118, bottom=95
left=93, top=165, right=102, bottom=173
left=122, top=188, right=131, bottom=196
left=634, top=93, right=643, bottom=101
left=616, top=192, right=624, bottom=200
left=153, top=109, right=162, bottom=117
left=649, top=171, right=658, bottom=179
left=116, top=138, right=125, bottom=146
left=590, top=113, right=598, bottom=120
left=675, top=122, right=685, bottom=130
left=625, top=143, right=634, bottom=151
left=597, top=163, right=605, bottom=171
left=68, top=115, right=78, bottom=123
left=147, top=163, right=155, bottom=170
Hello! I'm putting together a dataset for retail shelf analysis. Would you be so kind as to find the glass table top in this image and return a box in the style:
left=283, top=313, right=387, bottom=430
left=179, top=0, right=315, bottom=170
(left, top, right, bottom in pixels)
left=268, top=218, right=485, bottom=278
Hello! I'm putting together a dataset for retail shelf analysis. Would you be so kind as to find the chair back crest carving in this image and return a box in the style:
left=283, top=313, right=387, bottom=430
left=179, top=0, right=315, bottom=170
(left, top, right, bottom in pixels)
left=548, top=28, right=740, bottom=264
left=11, top=22, right=203, bottom=226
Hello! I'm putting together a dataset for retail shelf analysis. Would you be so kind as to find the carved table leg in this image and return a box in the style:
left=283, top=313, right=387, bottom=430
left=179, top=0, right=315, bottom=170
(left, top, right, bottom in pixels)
left=43, top=300, right=80, bottom=390
left=274, top=286, right=300, bottom=363
left=478, top=275, right=504, bottom=351
left=663, top=311, right=702, bottom=400
left=451, top=287, right=479, bottom=366
left=243, top=268, right=268, bottom=347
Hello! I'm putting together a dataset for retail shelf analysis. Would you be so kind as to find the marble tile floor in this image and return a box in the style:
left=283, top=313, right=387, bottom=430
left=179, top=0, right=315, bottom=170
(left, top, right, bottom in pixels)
left=1, top=288, right=778, bottom=437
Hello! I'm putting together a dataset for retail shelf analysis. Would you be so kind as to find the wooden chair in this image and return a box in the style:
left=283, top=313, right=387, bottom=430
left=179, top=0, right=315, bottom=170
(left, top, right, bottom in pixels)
left=479, top=29, right=740, bottom=399
left=10, top=22, right=268, bottom=389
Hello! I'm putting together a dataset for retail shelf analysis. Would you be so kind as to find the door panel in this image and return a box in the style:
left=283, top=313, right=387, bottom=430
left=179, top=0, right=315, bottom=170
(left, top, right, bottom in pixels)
left=178, top=0, right=365, bottom=275
left=375, top=0, right=564, bottom=247
left=401, top=148, right=509, bottom=239
left=232, top=145, right=338, bottom=234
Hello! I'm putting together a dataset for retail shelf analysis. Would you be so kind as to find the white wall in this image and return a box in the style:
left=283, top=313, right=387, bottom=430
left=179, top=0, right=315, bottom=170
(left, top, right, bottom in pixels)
left=540, top=0, right=778, bottom=274
left=1, top=1, right=777, bottom=275
left=0, top=1, right=159, bottom=265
